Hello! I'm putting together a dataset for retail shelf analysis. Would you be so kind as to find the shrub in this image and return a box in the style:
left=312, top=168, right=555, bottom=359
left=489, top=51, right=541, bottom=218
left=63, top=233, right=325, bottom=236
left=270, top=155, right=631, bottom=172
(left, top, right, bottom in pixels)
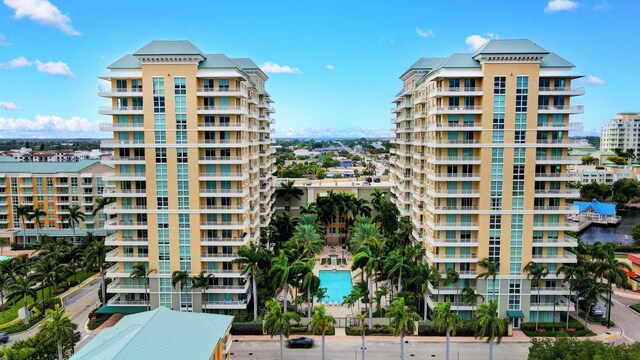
left=231, top=321, right=264, bottom=335
left=521, top=321, right=594, bottom=337
left=290, top=324, right=335, bottom=335
left=346, top=324, right=393, bottom=336
left=529, top=337, right=640, bottom=359
left=630, top=304, right=640, bottom=315
left=418, top=320, right=477, bottom=337
left=87, top=314, right=111, bottom=330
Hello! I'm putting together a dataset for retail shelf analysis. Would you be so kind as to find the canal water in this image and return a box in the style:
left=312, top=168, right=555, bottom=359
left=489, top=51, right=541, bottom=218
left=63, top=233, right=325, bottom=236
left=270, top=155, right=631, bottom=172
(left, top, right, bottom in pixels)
left=579, top=208, right=640, bottom=245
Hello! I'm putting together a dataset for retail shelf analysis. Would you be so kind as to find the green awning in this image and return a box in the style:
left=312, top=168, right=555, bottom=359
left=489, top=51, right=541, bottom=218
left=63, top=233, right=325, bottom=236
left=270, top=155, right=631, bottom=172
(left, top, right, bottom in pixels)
left=507, top=310, right=525, bottom=318
left=95, top=305, right=148, bottom=315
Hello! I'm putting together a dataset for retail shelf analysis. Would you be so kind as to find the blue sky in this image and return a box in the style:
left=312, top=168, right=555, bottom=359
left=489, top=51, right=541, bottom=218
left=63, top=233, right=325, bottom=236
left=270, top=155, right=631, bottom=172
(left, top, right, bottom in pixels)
left=0, top=0, right=638, bottom=138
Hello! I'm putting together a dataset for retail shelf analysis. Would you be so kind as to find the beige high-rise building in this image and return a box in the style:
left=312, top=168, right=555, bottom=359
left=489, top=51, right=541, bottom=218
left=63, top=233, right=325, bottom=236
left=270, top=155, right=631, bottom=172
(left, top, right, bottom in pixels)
left=601, top=112, right=640, bottom=160
left=390, top=39, right=582, bottom=326
left=100, top=41, right=276, bottom=313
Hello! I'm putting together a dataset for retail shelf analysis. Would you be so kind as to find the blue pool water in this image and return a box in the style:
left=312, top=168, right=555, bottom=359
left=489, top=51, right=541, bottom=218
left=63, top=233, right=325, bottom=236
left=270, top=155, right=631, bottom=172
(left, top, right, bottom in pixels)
left=0, top=255, right=11, bottom=262
left=318, top=270, right=353, bottom=303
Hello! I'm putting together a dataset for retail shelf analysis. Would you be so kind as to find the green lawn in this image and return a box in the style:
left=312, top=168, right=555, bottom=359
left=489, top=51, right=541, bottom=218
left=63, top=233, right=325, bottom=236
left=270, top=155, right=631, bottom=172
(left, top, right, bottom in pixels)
left=630, top=304, right=640, bottom=315
left=0, top=271, right=96, bottom=325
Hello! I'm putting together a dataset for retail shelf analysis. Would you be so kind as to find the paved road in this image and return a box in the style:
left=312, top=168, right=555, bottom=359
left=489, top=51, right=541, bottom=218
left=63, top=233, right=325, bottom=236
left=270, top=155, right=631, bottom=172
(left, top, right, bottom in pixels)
left=608, top=292, right=640, bottom=344
left=231, top=340, right=530, bottom=360
left=7, top=277, right=101, bottom=345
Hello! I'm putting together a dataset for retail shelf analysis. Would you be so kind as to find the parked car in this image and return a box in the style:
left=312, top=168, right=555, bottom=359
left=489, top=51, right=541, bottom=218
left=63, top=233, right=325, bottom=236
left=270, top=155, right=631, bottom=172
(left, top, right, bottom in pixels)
left=373, top=178, right=381, bottom=183
left=365, top=177, right=373, bottom=183
left=73, top=331, right=82, bottom=342
left=0, top=332, right=9, bottom=344
left=287, top=337, right=314, bottom=348
left=590, top=305, right=604, bottom=317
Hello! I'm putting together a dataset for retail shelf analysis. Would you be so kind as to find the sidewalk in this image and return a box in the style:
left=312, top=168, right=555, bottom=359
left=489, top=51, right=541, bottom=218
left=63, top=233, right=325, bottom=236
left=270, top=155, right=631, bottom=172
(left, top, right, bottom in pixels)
left=614, top=289, right=640, bottom=301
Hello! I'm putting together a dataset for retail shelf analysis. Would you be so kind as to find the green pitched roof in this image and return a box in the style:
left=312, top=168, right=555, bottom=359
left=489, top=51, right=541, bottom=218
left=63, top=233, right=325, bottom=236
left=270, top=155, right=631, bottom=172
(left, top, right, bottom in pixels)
left=107, top=55, right=141, bottom=69
left=0, top=160, right=104, bottom=174
left=540, top=52, right=575, bottom=68
left=473, top=39, right=549, bottom=56
left=133, top=40, right=203, bottom=56
left=71, top=307, right=233, bottom=360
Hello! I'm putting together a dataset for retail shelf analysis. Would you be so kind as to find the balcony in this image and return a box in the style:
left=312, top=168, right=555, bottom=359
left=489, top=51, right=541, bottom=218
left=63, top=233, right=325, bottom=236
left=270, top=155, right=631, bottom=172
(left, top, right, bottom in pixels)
left=205, top=282, right=250, bottom=294
left=201, top=253, right=240, bottom=261
left=105, top=234, right=149, bottom=246
left=198, top=156, right=248, bottom=164
left=197, top=122, right=248, bottom=131
left=426, top=221, right=479, bottom=231
left=532, top=252, right=577, bottom=263
left=199, top=188, right=249, bottom=197
left=426, top=139, right=481, bottom=147
left=200, top=203, right=249, bottom=214
left=427, top=122, right=482, bottom=131
left=104, top=172, right=146, bottom=181
left=429, top=87, right=483, bottom=98
left=536, top=122, right=584, bottom=131
left=537, top=105, right=584, bottom=114
left=104, top=219, right=148, bottom=230
left=99, top=106, right=143, bottom=115
left=533, top=205, right=579, bottom=214
left=198, top=139, right=246, bottom=147
left=535, top=156, right=581, bottom=165
left=201, top=236, right=249, bottom=246
left=530, top=298, right=574, bottom=312
left=108, top=295, right=147, bottom=307
left=105, top=248, right=149, bottom=262
left=98, top=87, right=143, bottom=97
left=427, top=188, right=480, bottom=198
left=427, top=172, right=481, bottom=181
left=426, top=235, right=479, bottom=247
left=196, top=106, right=246, bottom=115
left=538, top=87, right=585, bottom=96
left=531, top=286, right=571, bottom=295
left=100, top=139, right=145, bottom=148
left=200, top=220, right=250, bottom=230
left=99, top=122, right=145, bottom=131
left=427, top=156, right=481, bottom=165
left=203, top=299, right=248, bottom=310
left=102, top=156, right=146, bottom=165
left=532, top=236, right=579, bottom=247
left=535, top=139, right=583, bottom=147
left=103, top=188, right=147, bottom=197
left=107, top=279, right=147, bottom=293
left=428, top=106, right=482, bottom=115
left=426, top=250, right=478, bottom=263
left=533, top=189, right=580, bottom=198
left=534, top=173, right=579, bottom=181
left=105, top=265, right=134, bottom=278
left=426, top=204, right=479, bottom=214
left=533, top=222, right=580, bottom=231
left=196, top=87, right=247, bottom=97
left=198, top=172, right=249, bottom=181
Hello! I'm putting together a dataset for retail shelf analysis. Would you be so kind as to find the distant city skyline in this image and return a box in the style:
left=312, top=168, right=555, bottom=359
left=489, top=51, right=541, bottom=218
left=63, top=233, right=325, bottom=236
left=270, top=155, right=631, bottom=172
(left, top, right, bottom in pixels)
left=0, top=0, right=636, bottom=138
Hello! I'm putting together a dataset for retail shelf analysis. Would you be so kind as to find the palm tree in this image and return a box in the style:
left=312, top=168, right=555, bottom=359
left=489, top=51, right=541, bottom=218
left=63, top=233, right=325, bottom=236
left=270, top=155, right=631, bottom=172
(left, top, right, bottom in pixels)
left=264, top=298, right=300, bottom=360
left=557, top=264, right=582, bottom=330
left=349, top=217, right=382, bottom=251
left=191, top=271, right=214, bottom=311
left=578, top=278, right=608, bottom=326
left=65, top=205, right=86, bottom=246
left=270, top=251, right=294, bottom=312
left=351, top=197, right=372, bottom=218
left=6, top=275, right=37, bottom=325
left=92, top=196, right=115, bottom=216
left=39, top=305, right=76, bottom=360
left=370, top=188, right=385, bottom=212
left=432, top=299, right=463, bottom=360
left=84, top=240, right=108, bottom=305
left=355, top=312, right=368, bottom=360
left=427, top=266, right=442, bottom=304
left=1, top=345, right=36, bottom=359
left=460, top=285, right=484, bottom=316
left=28, top=208, right=47, bottom=243
left=276, top=180, right=304, bottom=215
left=388, top=297, right=418, bottom=360
left=309, top=304, right=335, bottom=360
left=236, top=242, right=267, bottom=321
left=15, top=204, right=31, bottom=245
left=130, top=264, right=151, bottom=310
left=291, top=224, right=323, bottom=259
left=445, top=268, right=460, bottom=314
left=299, top=203, right=317, bottom=215
left=384, top=248, right=411, bottom=294
left=523, top=261, right=548, bottom=332
left=596, top=254, right=632, bottom=328
left=297, top=259, right=319, bottom=328
left=0, top=272, right=9, bottom=321
left=477, top=258, right=499, bottom=302
left=171, top=270, right=190, bottom=311
left=473, top=301, right=506, bottom=360
left=33, top=258, right=65, bottom=312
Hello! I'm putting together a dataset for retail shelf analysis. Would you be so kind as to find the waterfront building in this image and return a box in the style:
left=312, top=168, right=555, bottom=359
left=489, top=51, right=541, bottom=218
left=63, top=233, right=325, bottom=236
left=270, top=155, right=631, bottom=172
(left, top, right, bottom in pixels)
left=0, top=158, right=112, bottom=246
left=100, top=41, right=276, bottom=313
left=601, top=113, right=640, bottom=162
left=389, top=39, right=582, bottom=325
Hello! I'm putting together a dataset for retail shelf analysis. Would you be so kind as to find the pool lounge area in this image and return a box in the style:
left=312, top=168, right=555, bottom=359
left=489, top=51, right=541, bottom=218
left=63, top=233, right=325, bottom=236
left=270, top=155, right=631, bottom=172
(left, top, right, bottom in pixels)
left=318, top=270, right=353, bottom=304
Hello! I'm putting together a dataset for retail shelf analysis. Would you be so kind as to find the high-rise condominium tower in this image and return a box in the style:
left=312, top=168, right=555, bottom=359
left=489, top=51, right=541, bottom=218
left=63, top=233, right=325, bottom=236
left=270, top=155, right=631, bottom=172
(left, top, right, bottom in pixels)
left=601, top=113, right=640, bottom=161
left=389, top=39, right=582, bottom=326
left=100, top=41, right=276, bottom=313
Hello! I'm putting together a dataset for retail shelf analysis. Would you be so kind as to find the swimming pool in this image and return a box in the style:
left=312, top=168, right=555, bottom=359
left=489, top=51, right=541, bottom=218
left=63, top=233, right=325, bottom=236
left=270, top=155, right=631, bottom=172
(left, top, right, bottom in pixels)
left=0, top=255, right=11, bottom=262
left=318, top=270, right=353, bottom=304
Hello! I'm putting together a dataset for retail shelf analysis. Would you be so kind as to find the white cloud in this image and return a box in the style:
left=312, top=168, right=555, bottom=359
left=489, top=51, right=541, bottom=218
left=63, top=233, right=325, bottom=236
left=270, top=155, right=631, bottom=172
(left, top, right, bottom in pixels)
left=584, top=75, right=606, bottom=86
left=34, top=60, right=73, bottom=77
left=595, top=0, right=610, bottom=10
left=0, top=115, right=98, bottom=133
left=6, top=56, right=32, bottom=68
left=544, top=0, right=579, bottom=13
left=416, top=28, right=434, bottom=38
left=3, top=0, right=80, bottom=35
left=326, top=64, right=335, bottom=70
left=260, top=61, right=301, bottom=74
left=0, top=101, right=20, bottom=110
left=465, top=33, right=499, bottom=51
left=2, top=56, right=73, bottom=77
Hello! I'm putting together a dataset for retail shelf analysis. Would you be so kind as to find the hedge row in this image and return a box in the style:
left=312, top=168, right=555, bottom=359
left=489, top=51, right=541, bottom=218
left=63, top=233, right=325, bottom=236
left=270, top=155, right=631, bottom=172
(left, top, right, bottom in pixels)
left=231, top=321, right=264, bottom=335
left=521, top=321, right=594, bottom=337
left=290, top=324, right=336, bottom=336
left=418, top=321, right=476, bottom=337
left=346, top=325, right=393, bottom=336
